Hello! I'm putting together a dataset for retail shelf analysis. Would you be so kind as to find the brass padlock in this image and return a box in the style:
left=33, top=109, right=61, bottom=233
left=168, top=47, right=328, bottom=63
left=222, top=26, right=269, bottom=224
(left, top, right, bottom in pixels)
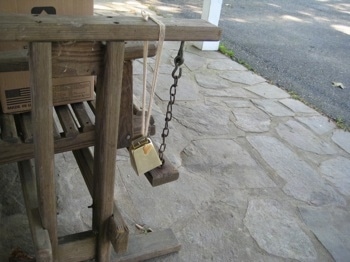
left=129, top=136, right=162, bottom=175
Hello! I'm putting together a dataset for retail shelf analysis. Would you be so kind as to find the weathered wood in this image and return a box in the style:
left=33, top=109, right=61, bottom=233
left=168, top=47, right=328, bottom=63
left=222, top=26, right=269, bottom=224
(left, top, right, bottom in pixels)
left=0, top=115, right=152, bottom=165
left=18, top=160, right=53, bottom=262
left=29, top=42, right=58, bottom=256
left=118, top=60, right=133, bottom=149
left=70, top=102, right=94, bottom=132
left=55, top=105, right=79, bottom=137
left=112, top=229, right=181, bottom=262
left=0, top=112, right=19, bottom=143
left=93, top=41, right=125, bottom=262
left=19, top=112, right=33, bottom=143
left=0, top=14, right=222, bottom=42
left=132, top=115, right=156, bottom=137
left=0, top=49, right=28, bottom=72
left=0, top=42, right=157, bottom=75
left=73, top=147, right=129, bottom=254
left=57, top=231, right=96, bottom=262
left=0, top=131, right=95, bottom=165
left=132, top=94, right=156, bottom=136
left=108, top=209, right=129, bottom=254
left=145, top=152, right=179, bottom=187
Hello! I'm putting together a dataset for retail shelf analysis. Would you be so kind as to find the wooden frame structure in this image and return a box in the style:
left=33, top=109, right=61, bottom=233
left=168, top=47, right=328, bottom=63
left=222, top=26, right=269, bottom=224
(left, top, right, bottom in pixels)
left=0, top=14, right=221, bottom=262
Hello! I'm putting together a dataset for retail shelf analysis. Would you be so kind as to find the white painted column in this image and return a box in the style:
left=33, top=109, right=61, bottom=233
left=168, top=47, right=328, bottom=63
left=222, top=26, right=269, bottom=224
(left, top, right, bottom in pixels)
left=194, top=0, right=223, bottom=51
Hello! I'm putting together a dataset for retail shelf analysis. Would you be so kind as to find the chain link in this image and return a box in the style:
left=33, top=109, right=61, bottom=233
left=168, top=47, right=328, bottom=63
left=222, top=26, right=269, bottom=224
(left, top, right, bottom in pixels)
left=158, top=41, right=185, bottom=165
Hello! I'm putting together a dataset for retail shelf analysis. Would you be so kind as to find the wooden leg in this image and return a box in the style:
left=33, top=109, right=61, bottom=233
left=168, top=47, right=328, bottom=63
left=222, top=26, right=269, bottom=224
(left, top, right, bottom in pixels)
left=93, top=41, right=125, bottom=262
left=29, top=42, right=58, bottom=259
left=18, top=161, right=53, bottom=262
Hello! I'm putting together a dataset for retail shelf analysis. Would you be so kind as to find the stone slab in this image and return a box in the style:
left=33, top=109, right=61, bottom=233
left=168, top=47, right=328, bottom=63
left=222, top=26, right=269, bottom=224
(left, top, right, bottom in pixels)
left=244, top=82, right=290, bottom=99
left=332, top=130, right=350, bottom=154
left=320, top=156, right=350, bottom=196
left=173, top=104, right=231, bottom=136
left=244, top=199, right=317, bottom=261
left=207, top=60, right=247, bottom=71
left=232, top=107, right=271, bottom=132
left=299, top=206, right=350, bottom=262
left=181, top=139, right=276, bottom=189
left=220, top=70, right=266, bottom=86
left=280, top=98, right=319, bottom=114
left=247, top=135, right=345, bottom=206
left=156, top=73, right=198, bottom=101
left=296, top=115, right=336, bottom=135
left=252, top=99, right=294, bottom=117
left=276, top=120, right=337, bottom=155
left=195, top=72, right=230, bottom=89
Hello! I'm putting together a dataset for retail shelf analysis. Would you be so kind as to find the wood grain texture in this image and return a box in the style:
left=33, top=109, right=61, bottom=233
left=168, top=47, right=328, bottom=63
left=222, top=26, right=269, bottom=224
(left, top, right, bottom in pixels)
left=0, top=112, right=19, bottom=143
left=0, top=14, right=221, bottom=42
left=73, top=147, right=129, bottom=255
left=55, top=105, right=79, bottom=138
left=19, top=112, right=34, bottom=143
left=93, top=41, right=125, bottom=262
left=29, top=42, right=58, bottom=257
left=57, top=231, right=96, bottom=262
left=0, top=42, right=157, bottom=75
left=18, top=160, right=53, bottom=262
left=112, top=229, right=181, bottom=262
left=118, top=60, right=133, bottom=149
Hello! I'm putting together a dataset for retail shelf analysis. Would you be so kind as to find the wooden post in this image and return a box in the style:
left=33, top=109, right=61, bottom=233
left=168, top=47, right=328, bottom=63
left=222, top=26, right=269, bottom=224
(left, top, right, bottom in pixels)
left=93, top=41, right=125, bottom=262
left=194, top=0, right=223, bottom=50
left=29, top=42, right=58, bottom=259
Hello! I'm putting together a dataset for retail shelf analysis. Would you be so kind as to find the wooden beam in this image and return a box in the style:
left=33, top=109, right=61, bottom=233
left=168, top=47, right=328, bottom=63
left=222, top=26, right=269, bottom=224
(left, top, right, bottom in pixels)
left=0, top=14, right=221, bottom=42
left=0, top=42, right=157, bottom=75
left=29, top=42, right=58, bottom=256
left=93, top=41, right=125, bottom=262
left=112, top=229, right=181, bottom=262
left=57, top=231, right=96, bottom=262
left=117, top=60, right=133, bottom=149
left=72, top=147, right=129, bottom=254
left=108, top=209, right=129, bottom=254
left=18, top=160, right=53, bottom=262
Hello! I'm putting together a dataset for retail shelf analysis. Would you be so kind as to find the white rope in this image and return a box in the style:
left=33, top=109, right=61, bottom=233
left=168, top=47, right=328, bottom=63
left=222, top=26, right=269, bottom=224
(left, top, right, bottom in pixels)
left=140, top=11, right=165, bottom=137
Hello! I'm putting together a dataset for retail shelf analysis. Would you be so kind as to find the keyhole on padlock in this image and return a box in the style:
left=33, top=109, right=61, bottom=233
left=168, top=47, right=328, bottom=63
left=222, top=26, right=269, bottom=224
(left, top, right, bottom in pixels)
left=143, top=144, right=152, bottom=155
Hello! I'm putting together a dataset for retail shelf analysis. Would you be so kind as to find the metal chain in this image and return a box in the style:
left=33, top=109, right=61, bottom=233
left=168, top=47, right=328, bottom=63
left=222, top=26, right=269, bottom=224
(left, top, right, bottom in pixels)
left=158, top=41, right=185, bottom=165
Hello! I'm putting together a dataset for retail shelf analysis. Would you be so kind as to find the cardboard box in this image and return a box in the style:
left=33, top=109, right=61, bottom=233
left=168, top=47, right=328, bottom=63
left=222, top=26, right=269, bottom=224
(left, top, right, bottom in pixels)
left=0, top=0, right=95, bottom=113
left=0, top=71, right=94, bottom=114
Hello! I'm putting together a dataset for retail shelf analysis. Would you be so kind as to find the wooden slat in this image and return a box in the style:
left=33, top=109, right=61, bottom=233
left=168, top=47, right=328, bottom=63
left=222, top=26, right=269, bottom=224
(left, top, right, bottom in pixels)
left=93, top=41, right=125, bottom=262
left=0, top=49, right=28, bottom=73
left=0, top=129, right=95, bottom=165
left=70, top=103, right=94, bottom=132
left=58, top=231, right=96, bottom=262
left=0, top=112, right=19, bottom=143
left=112, top=229, right=181, bottom=262
left=18, top=160, right=53, bottom=262
left=55, top=105, right=79, bottom=138
left=0, top=117, right=154, bottom=165
left=29, top=42, right=58, bottom=256
left=0, top=14, right=221, bottom=42
left=118, top=60, right=133, bottom=149
left=73, top=148, right=129, bottom=254
left=19, top=112, right=33, bottom=143
left=0, top=42, right=157, bottom=75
